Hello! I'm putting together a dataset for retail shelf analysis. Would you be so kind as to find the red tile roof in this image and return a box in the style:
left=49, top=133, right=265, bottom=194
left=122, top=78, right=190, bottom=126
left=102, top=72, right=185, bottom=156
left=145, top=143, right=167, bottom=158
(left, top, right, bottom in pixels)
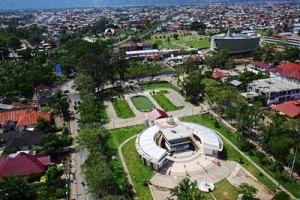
left=188, top=55, right=203, bottom=63
left=146, top=108, right=169, bottom=122
left=0, top=152, right=50, bottom=177
left=275, top=63, right=300, bottom=80
left=251, top=61, right=271, bottom=69
left=0, top=110, right=51, bottom=127
left=270, top=100, right=300, bottom=118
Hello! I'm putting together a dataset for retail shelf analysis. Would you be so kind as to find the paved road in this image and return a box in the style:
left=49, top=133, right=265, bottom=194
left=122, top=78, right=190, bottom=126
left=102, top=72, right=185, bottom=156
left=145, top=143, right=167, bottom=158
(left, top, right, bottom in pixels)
left=59, top=80, right=92, bottom=200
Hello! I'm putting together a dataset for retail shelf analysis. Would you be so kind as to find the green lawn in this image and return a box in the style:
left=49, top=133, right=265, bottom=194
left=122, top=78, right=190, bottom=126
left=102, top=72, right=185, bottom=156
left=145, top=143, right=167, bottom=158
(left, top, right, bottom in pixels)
left=131, top=95, right=154, bottom=112
left=122, top=138, right=155, bottom=200
left=111, top=98, right=135, bottom=118
left=152, top=90, right=184, bottom=111
left=139, top=82, right=178, bottom=91
left=145, top=32, right=210, bottom=49
left=107, top=125, right=146, bottom=196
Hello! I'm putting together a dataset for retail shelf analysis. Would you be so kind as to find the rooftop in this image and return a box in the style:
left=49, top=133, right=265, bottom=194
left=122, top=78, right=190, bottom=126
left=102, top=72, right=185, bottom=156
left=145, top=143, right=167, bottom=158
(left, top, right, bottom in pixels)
left=249, top=78, right=300, bottom=93
left=155, top=117, right=193, bottom=141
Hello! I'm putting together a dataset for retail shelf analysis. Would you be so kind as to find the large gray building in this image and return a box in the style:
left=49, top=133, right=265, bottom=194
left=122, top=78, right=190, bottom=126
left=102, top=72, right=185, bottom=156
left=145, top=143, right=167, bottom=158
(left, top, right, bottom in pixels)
left=210, top=29, right=260, bottom=54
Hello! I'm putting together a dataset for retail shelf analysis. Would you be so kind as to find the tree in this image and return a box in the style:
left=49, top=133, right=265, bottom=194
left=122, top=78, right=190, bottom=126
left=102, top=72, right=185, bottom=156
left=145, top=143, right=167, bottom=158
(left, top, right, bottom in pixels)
left=170, top=178, right=204, bottom=200
left=7, top=36, right=21, bottom=49
left=272, top=191, right=291, bottom=200
left=205, top=49, right=229, bottom=70
left=75, top=127, right=109, bottom=152
left=74, top=75, right=96, bottom=93
left=237, top=183, right=258, bottom=200
left=40, top=133, right=73, bottom=155
left=45, top=166, right=63, bottom=183
left=35, top=116, right=52, bottom=133
left=0, top=175, right=31, bottom=200
left=190, top=21, right=206, bottom=31
left=183, top=71, right=205, bottom=103
left=82, top=150, right=119, bottom=199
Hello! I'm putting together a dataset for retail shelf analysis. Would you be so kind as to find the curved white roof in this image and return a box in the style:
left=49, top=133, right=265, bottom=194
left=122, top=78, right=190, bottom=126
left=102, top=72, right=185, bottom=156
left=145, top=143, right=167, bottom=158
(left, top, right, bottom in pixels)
left=183, top=122, right=223, bottom=150
left=136, top=125, right=168, bottom=163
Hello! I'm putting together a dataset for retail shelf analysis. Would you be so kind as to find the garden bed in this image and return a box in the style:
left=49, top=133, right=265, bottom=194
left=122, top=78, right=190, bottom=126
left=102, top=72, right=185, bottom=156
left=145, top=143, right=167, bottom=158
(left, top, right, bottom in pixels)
left=111, top=98, right=135, bottom=118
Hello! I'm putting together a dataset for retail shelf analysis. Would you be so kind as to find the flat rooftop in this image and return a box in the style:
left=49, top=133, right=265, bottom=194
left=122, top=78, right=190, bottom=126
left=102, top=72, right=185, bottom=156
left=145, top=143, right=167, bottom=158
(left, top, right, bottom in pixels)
left=155, top=117, right=193, bottom=141
left=249, top=78, right=300, bottom=93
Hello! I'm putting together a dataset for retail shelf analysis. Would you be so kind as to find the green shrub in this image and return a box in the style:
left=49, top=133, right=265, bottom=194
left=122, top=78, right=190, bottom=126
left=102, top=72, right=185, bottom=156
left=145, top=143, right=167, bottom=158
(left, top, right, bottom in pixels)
left=214, top=120, right=221, bottom=128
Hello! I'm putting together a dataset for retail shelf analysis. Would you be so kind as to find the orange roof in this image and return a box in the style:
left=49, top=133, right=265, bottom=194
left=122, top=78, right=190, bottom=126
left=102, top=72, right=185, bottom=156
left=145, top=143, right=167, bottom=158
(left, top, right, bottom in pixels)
left=270, top=100, right=300, bottom=118
left=0, top=110, right=51, bottom=127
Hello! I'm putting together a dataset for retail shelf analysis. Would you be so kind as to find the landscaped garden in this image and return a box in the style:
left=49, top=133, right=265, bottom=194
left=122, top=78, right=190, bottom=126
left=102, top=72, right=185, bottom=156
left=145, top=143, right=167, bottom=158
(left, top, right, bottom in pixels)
left=131, top=95, right=154, bottom=112
left=151, top=90, right=184, bottom=111
left=111, top=98, right=135, bottom=118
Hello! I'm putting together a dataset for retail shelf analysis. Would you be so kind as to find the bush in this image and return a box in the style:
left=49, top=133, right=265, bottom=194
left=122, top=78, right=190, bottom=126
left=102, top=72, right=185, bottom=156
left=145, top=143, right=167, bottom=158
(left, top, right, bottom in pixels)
left=56, top=188, right=66, bottom=198
left=258, top=172, right=264, bottom=177
left=214, top=120, right=221, bottom=128
left=248, top=150, right=254, bottom=156
left=272, top=191, right=291, bottom=200
left=2, top=147, right=18, bottom=155
left=143, top=180, right=149, bottom=186
left=27, top=172, right=43, bottom=183
left=238, top=141, right=251, bottom=152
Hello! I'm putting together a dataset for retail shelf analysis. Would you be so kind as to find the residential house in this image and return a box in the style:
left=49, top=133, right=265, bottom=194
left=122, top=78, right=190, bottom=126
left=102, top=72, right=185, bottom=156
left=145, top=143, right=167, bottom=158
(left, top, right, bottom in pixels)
left=270, top=100, right=300, bottom=118
left=270, top=63, right=300, bottom=83
left=33, top=84, right=52, bottom=105
left=0, top=152, right=50, bottom=177
left=0, top=130, right=43, bottom=151
left=0, top=110, right=51, bottom=129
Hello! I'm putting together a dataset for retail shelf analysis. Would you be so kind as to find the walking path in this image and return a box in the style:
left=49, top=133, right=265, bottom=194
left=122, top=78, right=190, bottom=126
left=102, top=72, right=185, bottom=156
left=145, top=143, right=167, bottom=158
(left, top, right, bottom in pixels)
left=209, top=110, right=296, bottom=199
left=118, top=135, right=138, bottom=199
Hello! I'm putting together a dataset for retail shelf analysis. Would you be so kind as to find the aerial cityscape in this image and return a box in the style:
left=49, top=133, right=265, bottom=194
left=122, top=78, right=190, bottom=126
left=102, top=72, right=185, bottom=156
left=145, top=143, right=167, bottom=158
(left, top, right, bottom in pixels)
left=0, top=1, right=299, bottom=200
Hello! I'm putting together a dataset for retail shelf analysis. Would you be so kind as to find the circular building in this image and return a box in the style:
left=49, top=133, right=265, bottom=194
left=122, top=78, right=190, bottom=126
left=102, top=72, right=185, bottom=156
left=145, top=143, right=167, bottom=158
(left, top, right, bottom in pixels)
left=135, top=117, right=223, bottom=170
left=210, top=29, right=260, bottom=54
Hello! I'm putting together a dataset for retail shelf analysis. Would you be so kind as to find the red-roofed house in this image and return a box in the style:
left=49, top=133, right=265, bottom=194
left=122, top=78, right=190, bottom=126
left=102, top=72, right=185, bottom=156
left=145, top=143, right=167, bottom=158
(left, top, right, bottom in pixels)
left=250, top=61, right=272, bottom=72
left=270, top=100, right=300, bottom=118
left=146, top=108, right=169, bottom=125
left=0, top=110, right=51, bottom=129
left=187, top=55, right=203, bottom=64
left=0, top=152, right=50, bottom=177
left=270, top=63, right=300, bottom=83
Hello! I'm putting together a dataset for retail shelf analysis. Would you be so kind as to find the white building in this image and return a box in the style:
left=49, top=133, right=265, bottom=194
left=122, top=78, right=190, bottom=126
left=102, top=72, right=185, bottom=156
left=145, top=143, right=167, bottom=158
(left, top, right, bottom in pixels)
left=135, top=117, right=223, bottom=170
left=247, top=78, right=300, bottom=104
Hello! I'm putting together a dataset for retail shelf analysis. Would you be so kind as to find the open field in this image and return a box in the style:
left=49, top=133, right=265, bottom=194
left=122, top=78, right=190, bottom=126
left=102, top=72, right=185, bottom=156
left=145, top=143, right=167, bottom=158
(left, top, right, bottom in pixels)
left=145, top=32, right=210, bottom=49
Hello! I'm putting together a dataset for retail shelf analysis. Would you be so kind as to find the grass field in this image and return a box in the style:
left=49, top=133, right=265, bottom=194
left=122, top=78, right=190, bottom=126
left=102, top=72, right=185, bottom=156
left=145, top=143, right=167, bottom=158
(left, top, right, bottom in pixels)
left=108, top=125, right=146, bottom=195
left=131, top=95, right=154, bottom=112
left=145, top=33, right=210, bottom=49
left=122, top=138, right=155, bottom=200
left=111, top=98, right=135, bottom=118
left=152, top=90, right=184, bottom=111
left=139, top=82, right=178, bottom=91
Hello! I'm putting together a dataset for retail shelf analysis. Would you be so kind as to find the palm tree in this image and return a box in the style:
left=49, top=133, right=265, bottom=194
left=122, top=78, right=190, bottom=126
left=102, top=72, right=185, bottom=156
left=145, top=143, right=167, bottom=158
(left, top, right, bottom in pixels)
left=170, top=178, right=204, bottom=200
left=237, top=183, right=258, bottom=200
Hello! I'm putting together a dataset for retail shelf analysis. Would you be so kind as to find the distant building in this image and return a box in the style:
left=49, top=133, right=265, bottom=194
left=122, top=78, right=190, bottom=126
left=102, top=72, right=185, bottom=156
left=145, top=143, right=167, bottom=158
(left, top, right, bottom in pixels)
left=270, top=63, right=300, bottom=83
left=262, top=35, right=300, bottom=47
left=247, top=78, right=300, bottom=104
left=104, top=28, right=115, bottom=37
left=210, top=28, right=260, bottom=54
